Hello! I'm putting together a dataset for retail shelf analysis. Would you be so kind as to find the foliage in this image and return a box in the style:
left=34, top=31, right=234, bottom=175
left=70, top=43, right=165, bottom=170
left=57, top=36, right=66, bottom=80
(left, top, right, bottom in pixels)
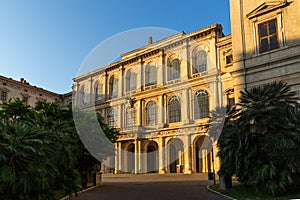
left=209, top=183, right=300, bottom=200
left=218, top=81, right=300, bottom=195
left=0, top=99, right=118, bottom=199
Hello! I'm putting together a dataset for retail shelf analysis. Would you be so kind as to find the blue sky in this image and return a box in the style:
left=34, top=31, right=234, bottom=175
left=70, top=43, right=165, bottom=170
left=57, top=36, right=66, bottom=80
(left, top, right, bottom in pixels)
left=0, top=0, right=231, bottom=94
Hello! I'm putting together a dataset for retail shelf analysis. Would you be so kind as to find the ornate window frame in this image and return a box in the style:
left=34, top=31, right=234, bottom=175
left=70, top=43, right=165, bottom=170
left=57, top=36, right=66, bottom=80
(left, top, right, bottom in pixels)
left=247, top=2, right=287, bottom=55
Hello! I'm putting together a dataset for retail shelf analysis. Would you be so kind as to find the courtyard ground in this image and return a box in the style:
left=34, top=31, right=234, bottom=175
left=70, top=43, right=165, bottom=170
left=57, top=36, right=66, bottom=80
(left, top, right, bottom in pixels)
left=69, top=173, right=228, bottom=200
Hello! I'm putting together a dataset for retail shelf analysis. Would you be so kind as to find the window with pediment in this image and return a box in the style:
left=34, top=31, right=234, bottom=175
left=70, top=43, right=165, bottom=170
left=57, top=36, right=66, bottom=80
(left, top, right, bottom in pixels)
left=225, top=89, right=235, bottom=111
left=258, top=19, right=279, bottom=53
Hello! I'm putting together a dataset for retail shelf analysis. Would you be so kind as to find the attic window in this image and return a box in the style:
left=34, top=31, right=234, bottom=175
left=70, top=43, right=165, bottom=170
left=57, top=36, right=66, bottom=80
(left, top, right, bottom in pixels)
left=225, top=55, right=233, bottom=65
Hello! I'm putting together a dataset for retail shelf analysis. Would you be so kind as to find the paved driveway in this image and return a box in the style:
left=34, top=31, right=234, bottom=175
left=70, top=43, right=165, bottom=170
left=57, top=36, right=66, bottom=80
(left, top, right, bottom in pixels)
left=70, top=174, right=227, bottom=200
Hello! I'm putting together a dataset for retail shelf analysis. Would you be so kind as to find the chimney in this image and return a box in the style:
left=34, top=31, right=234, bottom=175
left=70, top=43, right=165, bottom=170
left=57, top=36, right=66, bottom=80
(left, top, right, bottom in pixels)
left=148, top=36, right=153, bottom=45
left=20, top=78, right=24, bottom=83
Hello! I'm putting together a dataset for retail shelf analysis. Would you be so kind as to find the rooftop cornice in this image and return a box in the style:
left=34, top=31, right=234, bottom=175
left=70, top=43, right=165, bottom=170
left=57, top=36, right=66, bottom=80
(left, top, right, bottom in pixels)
left=0, top=75, right=62, bottom=96
left=74, top=24, right=224, bottom=82
left=216, top=35, right=232, bottom=47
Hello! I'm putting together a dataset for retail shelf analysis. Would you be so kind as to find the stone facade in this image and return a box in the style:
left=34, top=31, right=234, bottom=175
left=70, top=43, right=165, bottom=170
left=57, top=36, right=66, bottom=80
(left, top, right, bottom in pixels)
left=73, top=0, right=300, bottom=174
left=0, top=75, right=72, bottom=106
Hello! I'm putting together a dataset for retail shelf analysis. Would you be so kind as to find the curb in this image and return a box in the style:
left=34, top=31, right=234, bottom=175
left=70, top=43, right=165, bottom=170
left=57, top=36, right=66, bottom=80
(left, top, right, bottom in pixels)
left=60, top=186, right=97, bottom=200
left=206, top=185, right=237, bottom=200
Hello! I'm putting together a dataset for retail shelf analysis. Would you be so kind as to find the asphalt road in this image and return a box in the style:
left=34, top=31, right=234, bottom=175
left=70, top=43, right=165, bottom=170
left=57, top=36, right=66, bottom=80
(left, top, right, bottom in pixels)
left=70, top=173, right=228, bottom=200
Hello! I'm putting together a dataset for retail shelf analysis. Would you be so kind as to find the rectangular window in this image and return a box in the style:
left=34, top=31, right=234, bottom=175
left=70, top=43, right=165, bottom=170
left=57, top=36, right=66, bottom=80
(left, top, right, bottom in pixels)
left=225, top=55, right=233, bottom=65
left=1, top=91, right=7, bottom=101
left=22, top=97, right=28, bottom=105
left=258, top=19, right=279, bottom=53
left=227, top=97, right=235, bottom=111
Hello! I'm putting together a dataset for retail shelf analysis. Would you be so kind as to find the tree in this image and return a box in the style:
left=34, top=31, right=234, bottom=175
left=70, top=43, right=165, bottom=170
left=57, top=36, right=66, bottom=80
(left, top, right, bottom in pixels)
left=218, top=81, right=300, bottom=195
left=0, top=99, right=119, bottom=198
left=0, top=119, right=58, bottom=200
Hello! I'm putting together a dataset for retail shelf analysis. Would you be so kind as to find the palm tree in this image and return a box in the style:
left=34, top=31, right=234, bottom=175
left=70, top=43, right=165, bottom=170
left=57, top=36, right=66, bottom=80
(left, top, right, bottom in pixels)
left=218, top=81, right=300, bottom=195
left=0, top=119, right=58, bottom=200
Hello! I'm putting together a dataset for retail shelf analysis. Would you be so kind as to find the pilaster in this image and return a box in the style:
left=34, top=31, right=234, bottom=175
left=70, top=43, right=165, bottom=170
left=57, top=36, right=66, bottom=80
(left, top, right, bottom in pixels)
left=183, top=135, right=192, bottom=174
left=158, top=137, right=166, bottom=174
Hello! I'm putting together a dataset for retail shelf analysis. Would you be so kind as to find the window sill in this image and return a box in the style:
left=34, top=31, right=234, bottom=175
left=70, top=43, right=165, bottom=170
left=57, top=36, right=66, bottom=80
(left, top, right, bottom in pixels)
left=144, top=84, right=157, bottom=90
left=192, top=71, right=208, bottom=78
left=194, top=118, right=210, bottom=124
left=252, top=46, right=287, bottom=57
left=225, top=63, right=233, bottom=68
left=166, top=78, right=182, bottom=85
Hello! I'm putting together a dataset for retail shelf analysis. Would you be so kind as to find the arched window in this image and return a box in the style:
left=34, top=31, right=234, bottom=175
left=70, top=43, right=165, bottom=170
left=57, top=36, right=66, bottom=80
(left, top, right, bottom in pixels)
left=109, top=76, right=119, bottom=98
left=126, top=70, right=137, bottom=92
left=95, top=83, right=103, bottom=101
left=82, top=86, right=89, bottom=105
left=194, top=90, right=209, bottom=119
left=194, top=50, right=207, bottom=73
left=168, top=96, right=181, bottom=123
left=145, top=65, right=157, bottom=86
left=126, top=107, right=136, bottom=127
left=146, top=101, right=157, bottom=126
left=168, top=59, right=180, bottom=81
left=107, top=109, right=116, bottom=128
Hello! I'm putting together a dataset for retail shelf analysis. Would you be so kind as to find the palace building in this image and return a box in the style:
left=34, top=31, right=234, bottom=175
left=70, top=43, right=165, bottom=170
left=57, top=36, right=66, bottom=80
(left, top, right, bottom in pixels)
left=72, top=0, right=300, bottom=174
left=0, top=75, right=72, bottom=106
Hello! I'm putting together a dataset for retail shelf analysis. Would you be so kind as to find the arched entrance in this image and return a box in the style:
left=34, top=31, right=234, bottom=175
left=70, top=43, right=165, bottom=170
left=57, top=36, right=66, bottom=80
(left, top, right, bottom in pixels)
left=194, top=136, right=212, bottom=173
left=168, top=138, right=184, bottom=173
left=123, top=142, right=135, bottom=173
left=146, top=141, right=158, bottom=173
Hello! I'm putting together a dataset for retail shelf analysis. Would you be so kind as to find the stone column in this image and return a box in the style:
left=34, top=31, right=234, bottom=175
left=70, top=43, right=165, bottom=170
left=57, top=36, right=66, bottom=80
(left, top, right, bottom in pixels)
left=181, top=40, right=189, bottom=80
left=213, top=80, right=218, bottom=109
left=134, top=139, right=138, bottom=174
left=182, top=88, right=191, bottom=124
left=117, top=142, right=122, bottom=173
left=158, top=137, right=166, bottom=174
left=158, top=50, right=165, bottom=86
left=183, top=135, right=192, bottom=174
left=136, top=99, right=144, bottom=127
left=202, top=149, right=208, bottom=173
left=89, top=76, right=93, bottom=104
left=163, top=95, right=168, bottom=124
left=118, top=104, right=123, bottom=129
left=137, top=59, right=144, bottom=91
left=114, top=143, right=118, bottom=174
left=158, top=95, right=165, bottom=127
left=138, top=140, right=142, bottom=173
left=75, top=83, right=80, bottom=106
left=141, top=144, right=147, bottom=173
left=104, top=71, right=108, bottom=100
left=119, top=65, right=124, bottom=97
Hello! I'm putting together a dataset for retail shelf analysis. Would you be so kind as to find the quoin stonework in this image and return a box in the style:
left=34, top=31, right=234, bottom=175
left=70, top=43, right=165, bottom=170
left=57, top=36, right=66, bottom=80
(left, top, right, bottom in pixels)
left=73, top=0, right=300, bottom=174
